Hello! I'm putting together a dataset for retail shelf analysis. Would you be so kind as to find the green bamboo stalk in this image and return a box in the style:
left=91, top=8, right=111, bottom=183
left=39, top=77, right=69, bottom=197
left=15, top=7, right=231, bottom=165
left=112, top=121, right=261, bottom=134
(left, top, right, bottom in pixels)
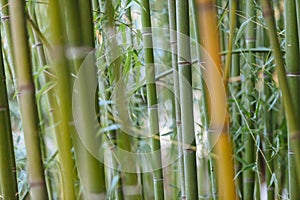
left=224, top=0, right=237, bottom=83
left=256, top=9, right=276, bottom=200
left=0, top=31, right=18, bottom=200
left=140, top=0, right=165, bottom=199
left=27, top=4, right=57, bottom=197
left=61, top=0, right=82, bottom=73
left=242, top=0, right=256, bottom=198
left=48, top=1, right=78, bottom=199
left=77, top=0, right=107, bottom=197
left=60, top=0, right=108, bottom=198
left=27, top=25, right=53, bottom=200
left=217, top=0, right=226, bottom=52
left=284, top=0, right=300, bottom=198
left=176, top=0, right=198, bottom=199
left=167, top=0, right=185, bottom=198
left=9, top=0, right=48, bottom=199
left=295, top=0, right=300, bottom=50
left=261, top=0, right=300, bottom=193
left=227, top=0, right=243, bottom=198
left=0, top=0, right=16, bottom=80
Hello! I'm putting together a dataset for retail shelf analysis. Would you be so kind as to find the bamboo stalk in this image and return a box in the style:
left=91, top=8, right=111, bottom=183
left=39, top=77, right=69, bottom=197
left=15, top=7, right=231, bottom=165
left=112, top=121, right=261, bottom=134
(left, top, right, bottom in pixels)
left=224, top=0, right=237, bottom=83
left=0, top=31, right=18, bottom=200
left=175, top=0, right=199, bottom=199
left=196, top=0, right=236, bottom=199
left=0, top=0, right=16, bottom=79
left=140, top=0, right=165, bottom=199
left=60, top=0, right=108, bottom=198
left=77, top=0, right=107, bottom=197
left=48, top=1, right=78, bottom=199
left=261, top=0, right=300, bottom=193
left=167, top=0, right=185, bottom=198
left=191, top=0, right=216, bottom=198
left=295, top=0, right=300, bottom=50
left=27, top=4, right=58, bottom=197
left=227, top=0, right=243, bottom=198
left=256, top=14, right=275, bottom=199
left=9, top=0, right=48, bottom=199
left=284, top=0, right=300, bottom=198
left=241, top=0, right=257, bottom=198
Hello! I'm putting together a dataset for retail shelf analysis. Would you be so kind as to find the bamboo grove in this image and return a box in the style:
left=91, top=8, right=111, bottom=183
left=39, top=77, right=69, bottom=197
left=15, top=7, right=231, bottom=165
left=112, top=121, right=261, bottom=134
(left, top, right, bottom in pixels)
left=0, top=0, right=300, bottom=199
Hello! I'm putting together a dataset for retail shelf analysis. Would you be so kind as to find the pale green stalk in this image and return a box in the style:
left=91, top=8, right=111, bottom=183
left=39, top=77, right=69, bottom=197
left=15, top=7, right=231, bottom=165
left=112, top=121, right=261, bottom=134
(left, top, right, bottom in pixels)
left=48, top=0, right=77, bottom=199
left=168, top=0, right=185, bottom=198
left=9, top=0, right=48, bottom=198
left=176, top=0, right=198, bottom=199
left=140, top=0, right=165, bottom=199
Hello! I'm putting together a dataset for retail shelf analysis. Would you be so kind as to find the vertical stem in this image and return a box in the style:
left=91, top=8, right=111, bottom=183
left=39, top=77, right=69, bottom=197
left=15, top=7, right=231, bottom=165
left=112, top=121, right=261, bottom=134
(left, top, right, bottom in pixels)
left=140, top=0, right=165, bottom=199
left=0, top=31, right=18, bottom=200
left=168, top=0, right=185, bottom=198
left=0, top=0, right=16, bottom=79
left=242, top=0, right=256, bottom=199
left=284, top=0, right=300, bottom=198
left=262, top=0, right=300, bottom=192
left=48, top=1, right=77, bottom=199
left=9, top=0, right=48, bottom=199
left=257, top=8, right=275, bottom=200
left=191, top=0, right=216, bottom=198
left=295, top=0, right=300, bottom=50
left=61, top=0, right=108, bottom=198
left=78, top=0, right=107, bottom=197
left=176, top=0, right=199, bottom=199
left=27, top=4, right=57, bottom=198
left=196, top=0, right=236, bottom=199
left=228, top=0, right=243, bottom=198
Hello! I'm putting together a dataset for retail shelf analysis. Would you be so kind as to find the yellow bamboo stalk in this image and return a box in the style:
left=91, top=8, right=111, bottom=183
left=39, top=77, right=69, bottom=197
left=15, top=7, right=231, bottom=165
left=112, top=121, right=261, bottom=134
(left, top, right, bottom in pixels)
left=196, top=0, right=237, bottom=199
